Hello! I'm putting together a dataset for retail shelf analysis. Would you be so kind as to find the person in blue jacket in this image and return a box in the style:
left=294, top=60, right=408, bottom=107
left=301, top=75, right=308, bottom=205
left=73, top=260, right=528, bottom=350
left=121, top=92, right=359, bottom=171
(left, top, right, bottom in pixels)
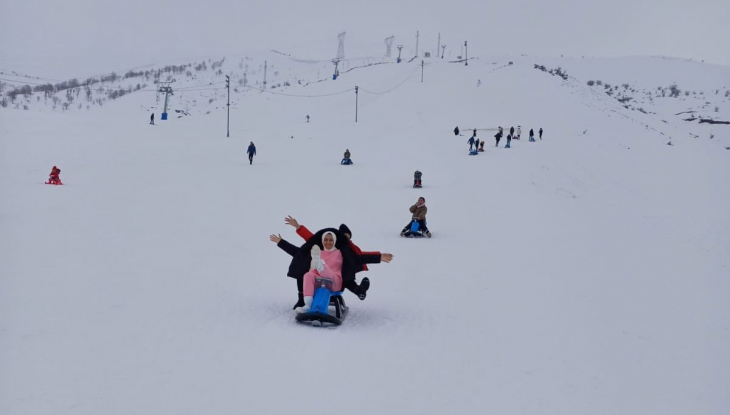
left=247, top=142, right=256, bottom=165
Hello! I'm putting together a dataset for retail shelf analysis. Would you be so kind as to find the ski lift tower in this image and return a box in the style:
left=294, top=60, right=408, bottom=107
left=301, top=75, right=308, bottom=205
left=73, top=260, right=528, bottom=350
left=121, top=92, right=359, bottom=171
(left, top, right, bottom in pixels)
left=157, top=81, right=174, bottom=120
left=332, top=59, right=341, bottom=80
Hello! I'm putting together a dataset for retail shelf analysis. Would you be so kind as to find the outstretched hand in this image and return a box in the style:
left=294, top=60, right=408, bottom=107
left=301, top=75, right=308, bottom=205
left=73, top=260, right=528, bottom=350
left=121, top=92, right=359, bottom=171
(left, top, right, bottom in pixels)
left=269, top=234, right=282, bottom=243
left=284, top=215, right=300, bottom=230
left=381, top=253, right=394, bottom=263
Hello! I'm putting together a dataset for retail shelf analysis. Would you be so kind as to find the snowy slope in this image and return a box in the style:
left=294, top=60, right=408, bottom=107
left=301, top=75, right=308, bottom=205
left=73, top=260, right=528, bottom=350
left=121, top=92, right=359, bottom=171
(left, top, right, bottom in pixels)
left=1, top=54, right=729, bottom=415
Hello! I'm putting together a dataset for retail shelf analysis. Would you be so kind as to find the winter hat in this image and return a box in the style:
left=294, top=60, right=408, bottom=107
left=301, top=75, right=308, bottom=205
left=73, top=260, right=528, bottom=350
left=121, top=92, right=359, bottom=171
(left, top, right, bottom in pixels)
left=339, top=224, right=352, bottom=238
left=322, top=231, right=337, bottom=251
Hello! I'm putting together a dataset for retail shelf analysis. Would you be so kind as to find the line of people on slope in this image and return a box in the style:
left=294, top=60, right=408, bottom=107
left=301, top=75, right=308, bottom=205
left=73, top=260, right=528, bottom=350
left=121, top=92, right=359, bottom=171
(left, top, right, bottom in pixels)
left=456, top=126, right=545, bottom=152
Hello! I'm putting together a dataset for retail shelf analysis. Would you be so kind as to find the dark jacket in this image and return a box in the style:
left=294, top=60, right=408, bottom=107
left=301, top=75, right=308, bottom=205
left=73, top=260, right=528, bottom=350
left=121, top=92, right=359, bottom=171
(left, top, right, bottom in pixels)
left=510, top=127, right=515, bottom=135
left=247, top=145, right=256, bottom=155
left=468, top=137, right=475, bottom=145
left=529, top=129, right=534, bottom=137
left=277, top=228, right=358, bottom=285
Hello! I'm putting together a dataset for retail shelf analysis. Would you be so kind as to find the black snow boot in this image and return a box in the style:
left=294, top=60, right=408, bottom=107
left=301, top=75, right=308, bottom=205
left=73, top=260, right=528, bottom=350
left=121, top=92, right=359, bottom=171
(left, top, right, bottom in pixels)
left=292, top=292, right=305, bottom=310
left=358, top=277, right=370, bottom=300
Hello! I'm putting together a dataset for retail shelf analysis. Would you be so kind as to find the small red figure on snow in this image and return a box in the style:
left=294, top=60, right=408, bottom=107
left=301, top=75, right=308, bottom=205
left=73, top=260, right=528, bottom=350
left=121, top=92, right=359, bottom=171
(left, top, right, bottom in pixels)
left=46, top=166, right=62, bottom=185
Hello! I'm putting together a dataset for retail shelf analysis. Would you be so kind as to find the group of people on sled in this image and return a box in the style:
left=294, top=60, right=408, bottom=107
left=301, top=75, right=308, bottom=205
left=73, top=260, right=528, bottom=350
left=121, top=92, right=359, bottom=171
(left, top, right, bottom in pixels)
left=270, top=196, right=431, bottom=315
left=270, top=216, right=393, bottom=314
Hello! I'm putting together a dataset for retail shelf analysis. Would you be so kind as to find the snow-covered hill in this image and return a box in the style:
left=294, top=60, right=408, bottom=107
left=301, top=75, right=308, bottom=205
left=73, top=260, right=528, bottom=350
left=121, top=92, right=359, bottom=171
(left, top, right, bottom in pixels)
left=1, top=50, right=729, bottom=415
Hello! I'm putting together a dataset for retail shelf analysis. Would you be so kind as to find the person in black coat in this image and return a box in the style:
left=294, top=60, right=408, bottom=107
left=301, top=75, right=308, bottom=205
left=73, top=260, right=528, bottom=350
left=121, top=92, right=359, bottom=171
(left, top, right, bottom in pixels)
left=271, top=228, right=379, bottom=309
left=247, top=142, right=256, bottom=165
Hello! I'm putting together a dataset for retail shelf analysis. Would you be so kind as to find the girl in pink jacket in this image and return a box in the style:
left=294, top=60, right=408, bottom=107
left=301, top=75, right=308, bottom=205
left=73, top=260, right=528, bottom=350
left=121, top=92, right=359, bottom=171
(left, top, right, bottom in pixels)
left=295, top=231, right=344, bottom=314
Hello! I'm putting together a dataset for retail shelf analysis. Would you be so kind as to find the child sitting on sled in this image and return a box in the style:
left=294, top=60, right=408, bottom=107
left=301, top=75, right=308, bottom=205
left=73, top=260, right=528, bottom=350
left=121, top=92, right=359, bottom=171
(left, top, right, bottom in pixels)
left=46, top=166, right=62, bottom=185
left=413, top=170, right=422, bottom=188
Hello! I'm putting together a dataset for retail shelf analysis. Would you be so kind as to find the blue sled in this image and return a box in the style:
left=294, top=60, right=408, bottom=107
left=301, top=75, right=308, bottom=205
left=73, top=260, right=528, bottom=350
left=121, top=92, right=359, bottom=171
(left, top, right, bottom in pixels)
left=341, top=158, right=353, bottom=165
left=295, top=279, right=349, bottom=327
left=469, top=149, right=479, bottom=155
left=402, top=219, right=430, bottom=238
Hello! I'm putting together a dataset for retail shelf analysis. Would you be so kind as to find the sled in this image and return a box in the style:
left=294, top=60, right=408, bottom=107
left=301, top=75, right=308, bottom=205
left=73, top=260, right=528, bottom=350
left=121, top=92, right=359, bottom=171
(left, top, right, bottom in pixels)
left=413, top=180, right=422, bottom=188
left=341, top=158, right=353, bottom=165
left=469, top=149, right=478, bottom=155
left=45, top=179, right=63, bottom=185
left=295, top=277, right=349, bottom=327
left=401, top=219, right=431, bottom=238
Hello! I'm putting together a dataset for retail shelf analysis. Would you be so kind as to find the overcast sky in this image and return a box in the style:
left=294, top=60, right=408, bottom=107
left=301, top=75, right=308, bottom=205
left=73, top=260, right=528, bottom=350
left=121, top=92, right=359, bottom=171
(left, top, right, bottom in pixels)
left=1, top=0, right=728, bottom=79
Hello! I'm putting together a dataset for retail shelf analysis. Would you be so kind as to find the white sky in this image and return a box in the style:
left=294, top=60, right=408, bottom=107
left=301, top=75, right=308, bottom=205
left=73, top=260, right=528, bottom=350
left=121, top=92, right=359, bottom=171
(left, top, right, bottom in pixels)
left=1, top=0, right=729, bottom=79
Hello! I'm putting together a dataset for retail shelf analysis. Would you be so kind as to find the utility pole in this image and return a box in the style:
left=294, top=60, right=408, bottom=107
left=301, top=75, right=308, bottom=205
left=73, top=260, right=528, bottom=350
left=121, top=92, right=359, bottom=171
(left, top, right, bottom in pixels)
left=355, top=86, right=359, bottom=122
left=332, top=59, right=340, bottom=80
left=263, top=61, right=267, bottom=91
left=464, top=41, right=468, bottom=66
left=157, top=81, right=174, bottom=120
left=437, top=33, right=440, bottom=58
left=225, top=75, right=230, bottom=137
left=421, top=60, right=424, bottom=82
left=415, top=31, right=419, bottom=58
left=397, top=45, right=403, bottom=63
left=441, top=44, right=446, bottom=59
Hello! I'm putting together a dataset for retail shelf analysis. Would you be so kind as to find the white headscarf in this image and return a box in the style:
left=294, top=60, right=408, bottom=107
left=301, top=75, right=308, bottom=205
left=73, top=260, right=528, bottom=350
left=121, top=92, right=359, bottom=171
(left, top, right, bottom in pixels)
left=322, top=231, right=337, bottom=251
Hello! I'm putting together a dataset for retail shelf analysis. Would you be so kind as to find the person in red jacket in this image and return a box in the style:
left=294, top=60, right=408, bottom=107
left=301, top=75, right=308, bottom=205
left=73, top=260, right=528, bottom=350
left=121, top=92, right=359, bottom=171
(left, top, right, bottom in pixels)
left=46, top=166, right=62, bottom=185
left=284, top=215, right=393, bottom=302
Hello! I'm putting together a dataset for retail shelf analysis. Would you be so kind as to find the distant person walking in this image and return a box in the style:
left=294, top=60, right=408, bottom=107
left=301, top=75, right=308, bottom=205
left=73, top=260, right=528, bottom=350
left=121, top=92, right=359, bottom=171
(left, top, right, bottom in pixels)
left=150, top=113, right=154, bottom=125
left=306, top=115, right=310, bottom=123
left=539, top=128, right=543, bottom=140
left=468, top=135, right=475, bottom=151
left=516, top=126, right=522, bottom=140
left=529, top=128, right=535, bottom=142
left=247, top=141, right=256, bottom=165
left=510, top=126, right=515, bottom=138
left=494, top=127, right=503, bottom=147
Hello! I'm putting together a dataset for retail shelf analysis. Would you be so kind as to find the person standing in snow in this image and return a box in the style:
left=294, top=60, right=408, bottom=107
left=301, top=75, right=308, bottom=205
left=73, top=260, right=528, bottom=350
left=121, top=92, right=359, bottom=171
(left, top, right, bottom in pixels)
left=247, top=141, right=256, bottom=165
left=150, top=113, right=154, bottom=125
left=468, top=135, right=475, bottom=151
left=539, top=127, right=543, bottom=140
left=454, top=126, right=460, bottom=136
left=510, top=126, right=515, bottom=138
left=495, top=127, right=503, bottom=147
left=306, top=115, right=310, bottom=123
left=506, top=133, right=512, bottom=148
left=516, top=126, right=522, bottom=140
left=529, top=128, right=535, bottom=142
left=401, top=197, right=430, bottom=237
